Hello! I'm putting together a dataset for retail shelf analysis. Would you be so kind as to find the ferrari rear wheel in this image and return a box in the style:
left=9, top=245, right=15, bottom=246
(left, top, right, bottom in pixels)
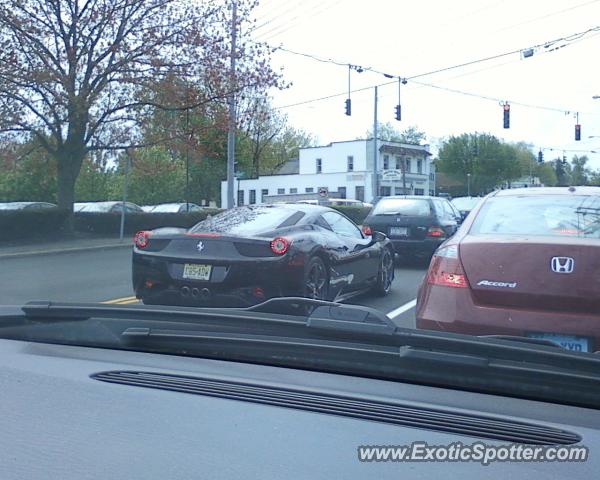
left=374, top=247, right=394, bottom=296
left=304, top=257, right=329, bottom=300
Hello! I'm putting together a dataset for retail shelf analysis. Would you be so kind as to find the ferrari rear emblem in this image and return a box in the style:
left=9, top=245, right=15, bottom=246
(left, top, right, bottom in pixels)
left=196, top=241, right=205, bottom=252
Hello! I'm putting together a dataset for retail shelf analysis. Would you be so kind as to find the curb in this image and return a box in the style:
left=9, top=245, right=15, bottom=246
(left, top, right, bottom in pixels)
left=0, top=242, right=132, bottom=260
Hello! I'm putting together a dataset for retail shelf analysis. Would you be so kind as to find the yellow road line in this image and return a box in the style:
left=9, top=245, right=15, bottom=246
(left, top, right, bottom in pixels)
left=118, top=299, right=140, bottom=305
left=102, top=296, right=137, bottom=304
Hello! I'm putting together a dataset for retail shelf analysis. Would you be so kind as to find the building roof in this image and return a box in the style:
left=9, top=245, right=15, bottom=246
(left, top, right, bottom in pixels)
left=379, top=144, right=432, bottom=156
left=300, top=138, right=430, bottom=151
left=272, top=158, right=299, bottom=175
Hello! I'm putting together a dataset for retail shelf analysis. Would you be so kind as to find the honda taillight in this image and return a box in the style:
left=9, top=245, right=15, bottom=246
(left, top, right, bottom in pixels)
left=362, top=225, right=373, bottom=236
left=270, top=237, right=291, bottom=255
left=134, top=230, right=151, bottom=249
left=427, top=245, right=469, bottom=288
left=426, top=226, right=446, bottom=238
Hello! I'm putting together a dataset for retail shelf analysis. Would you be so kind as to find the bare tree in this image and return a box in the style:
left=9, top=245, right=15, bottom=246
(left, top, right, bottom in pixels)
left=0, top=0, right=280, bottom=211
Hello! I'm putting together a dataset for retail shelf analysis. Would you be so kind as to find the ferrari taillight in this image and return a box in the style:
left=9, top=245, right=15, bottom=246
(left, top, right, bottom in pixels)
left=134, top=230, right=151, bottom=249
left=270, top=237, right=291, bottom=255
left=427, top=245, right=469, bottom=288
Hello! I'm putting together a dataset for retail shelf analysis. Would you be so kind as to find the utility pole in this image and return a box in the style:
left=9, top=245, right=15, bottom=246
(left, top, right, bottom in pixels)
left=372, top=86, right=378, bottom=201
left=467, top=173, right=471, bottom=196
left=226, top=0, right=237, bottom=209
left=402, top=157, right=407, bottom=194
left=119, top=150, right=131, bottom=241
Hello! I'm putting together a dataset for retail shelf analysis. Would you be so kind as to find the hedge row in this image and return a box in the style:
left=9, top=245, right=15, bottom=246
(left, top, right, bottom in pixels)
left=73, top=209, right=222, bottom=235
left=0, top=205, right=372, bottom=241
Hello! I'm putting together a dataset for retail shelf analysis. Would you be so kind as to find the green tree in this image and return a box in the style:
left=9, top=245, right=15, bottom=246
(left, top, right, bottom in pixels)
left=571, top=155, right=590, bottom=185
left=75, top=151, right=113, bottom=202
left=554, top=158, right=572, bottom=186
left=536, top=162, right=558, bottom=186
left=109, top=148, right=186, bottom=206
left=0, top=0, right=282, bottom=213
left=0, top=141, right=57, bottom=202
left=365, top=123, right=427, bottom=144
left=437, top=133, right=521, bottom=195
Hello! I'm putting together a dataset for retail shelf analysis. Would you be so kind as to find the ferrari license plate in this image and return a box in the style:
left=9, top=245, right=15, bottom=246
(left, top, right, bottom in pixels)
left=390, top=227, right=409, bottom=237
left=183, top=264, right=212, bottom=281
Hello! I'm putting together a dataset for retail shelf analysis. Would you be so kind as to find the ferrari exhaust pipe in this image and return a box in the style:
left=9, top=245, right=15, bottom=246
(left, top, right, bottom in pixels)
left=181, top=286, right=191, bottom=297
left=191, top=288, right=200, bottom=298
left=200, top=288, right=210, bottom=300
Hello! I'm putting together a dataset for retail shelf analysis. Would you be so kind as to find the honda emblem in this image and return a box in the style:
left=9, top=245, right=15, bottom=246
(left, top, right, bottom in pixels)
left=550, top=256, right=574, bottom=274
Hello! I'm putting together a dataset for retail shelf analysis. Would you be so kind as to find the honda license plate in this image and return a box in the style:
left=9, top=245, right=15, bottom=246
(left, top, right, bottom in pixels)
left=527, top=332, right=590, bottom=352
left=183, top=264, right=212, bottom=281
left=390, top=227, right=409, bottom=237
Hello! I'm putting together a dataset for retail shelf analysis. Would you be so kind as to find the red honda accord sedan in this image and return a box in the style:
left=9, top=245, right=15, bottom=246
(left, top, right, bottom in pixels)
left=416, top=186, right=600, bottom=353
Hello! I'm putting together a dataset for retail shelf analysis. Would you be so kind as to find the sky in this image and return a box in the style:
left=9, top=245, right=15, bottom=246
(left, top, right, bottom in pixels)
left=247, top=0, right=600, bottom=168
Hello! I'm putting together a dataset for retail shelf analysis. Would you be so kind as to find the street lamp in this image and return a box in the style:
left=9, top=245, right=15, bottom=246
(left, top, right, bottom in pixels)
left=467, top=173, right=471, bottom=197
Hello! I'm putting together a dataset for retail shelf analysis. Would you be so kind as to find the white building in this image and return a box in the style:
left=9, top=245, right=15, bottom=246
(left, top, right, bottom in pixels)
left=221, top=138, right=434, bottom=206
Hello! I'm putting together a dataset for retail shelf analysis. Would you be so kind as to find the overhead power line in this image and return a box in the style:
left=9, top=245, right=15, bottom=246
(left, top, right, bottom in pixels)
left=271, top=24, right=600, bottom=116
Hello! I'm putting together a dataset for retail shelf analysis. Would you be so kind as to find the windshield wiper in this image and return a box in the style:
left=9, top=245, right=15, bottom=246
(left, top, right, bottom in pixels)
left=4, top=299, right=600, bottom=408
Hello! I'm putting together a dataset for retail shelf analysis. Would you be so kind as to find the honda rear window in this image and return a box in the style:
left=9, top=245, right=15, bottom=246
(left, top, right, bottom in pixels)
left=372, top=198, right=431, bottom=216
left=470, top=195, right=600, bottom=238
left=190, top=206, right=304, bottom=235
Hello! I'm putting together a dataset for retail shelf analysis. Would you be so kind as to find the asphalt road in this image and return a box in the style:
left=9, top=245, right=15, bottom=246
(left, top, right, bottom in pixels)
left=0, top=247, right=427, bottom=328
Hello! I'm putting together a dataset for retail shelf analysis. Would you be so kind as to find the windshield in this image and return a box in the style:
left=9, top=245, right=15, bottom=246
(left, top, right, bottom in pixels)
left=372, top=198, right=432, bottom=216
left=471, top=195, right=600, bottom=238
left=189, top=206, right=304, bottom=235
left=3, top=0, right=600, bottom=410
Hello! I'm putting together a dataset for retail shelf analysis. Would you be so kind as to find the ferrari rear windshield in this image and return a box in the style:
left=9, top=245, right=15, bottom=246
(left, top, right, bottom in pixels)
left=372, top=198, right=432, bottom=216
left=470, top=195, right=600, bottom=238
left=189, top=206, right=305, bottom=235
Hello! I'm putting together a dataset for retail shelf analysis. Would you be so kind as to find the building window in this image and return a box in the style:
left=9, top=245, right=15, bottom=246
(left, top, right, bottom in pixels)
left=405, top=159, right=412, bottom=173
left=338, top=187, right=346, bottom=199
left=261, top=189, right=268, bottom=202
left=347, top=156, right=354, bottom=172
left=316, top=158, right=322, bottom=173
left=417, top=159, right=423, bottom=174
left=429, top=172, right=435, bottom=181
left=277, top=188, right=285, bottom=195
left=383, top=155, right=389, bottom=170
left=380, top=186, right=391, bottom=197
left=394, top=187, right=405, bottom=195
left=290, top=188, right=298, bottom=194
left=395, top=156, right=402, bottom=170
left=414, top=188, right=425, bottom=196
left=305, top=187, right=314, bottom=193
left=237, top=190, right=244, bottom=206
left=355, top=186, right=364, bottom=201
left=249, top=190, right=256, bottom=204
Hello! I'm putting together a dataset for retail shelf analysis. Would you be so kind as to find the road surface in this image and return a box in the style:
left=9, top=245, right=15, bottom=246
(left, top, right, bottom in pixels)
left=0, top=247, right=427, bottom=328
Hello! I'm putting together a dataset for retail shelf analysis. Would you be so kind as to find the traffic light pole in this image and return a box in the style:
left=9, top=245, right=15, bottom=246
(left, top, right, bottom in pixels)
left=226, top=0, right=237, bottom=209
left=372, top=86, right=379, bottom=201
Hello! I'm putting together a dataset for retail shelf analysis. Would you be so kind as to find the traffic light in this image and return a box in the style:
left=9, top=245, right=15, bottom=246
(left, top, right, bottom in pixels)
left=395, top=104, right=401, bottom=121
left=503, top=103, right=510, bottom=129
left=575, top=124, right=581, bottom=141
left=562, top=155, right=567, bottom=165
left=538, top=150, right=543, bottom=163
left=345, top=98, right=351, bottom=116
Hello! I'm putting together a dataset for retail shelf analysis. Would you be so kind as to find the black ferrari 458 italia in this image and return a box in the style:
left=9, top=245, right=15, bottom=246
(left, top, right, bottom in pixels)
left=132, top=204, right=395, bottom=307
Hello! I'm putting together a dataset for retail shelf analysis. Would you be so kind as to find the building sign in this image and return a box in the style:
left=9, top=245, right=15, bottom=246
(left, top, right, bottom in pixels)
left=381, top=170, right=403, bottom=181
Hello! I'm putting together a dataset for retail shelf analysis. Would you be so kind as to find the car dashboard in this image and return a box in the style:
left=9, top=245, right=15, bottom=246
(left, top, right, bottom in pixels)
left=0, top=338, right=598, bottom=479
